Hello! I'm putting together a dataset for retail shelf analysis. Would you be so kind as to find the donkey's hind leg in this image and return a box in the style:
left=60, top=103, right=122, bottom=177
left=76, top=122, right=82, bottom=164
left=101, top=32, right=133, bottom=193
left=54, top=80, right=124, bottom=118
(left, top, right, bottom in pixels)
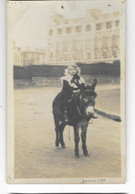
left=54, top=116, right=60, bottom=147
left=55, top=127, right=60, bottom=147
left=59, top=122, right=66, bottom=148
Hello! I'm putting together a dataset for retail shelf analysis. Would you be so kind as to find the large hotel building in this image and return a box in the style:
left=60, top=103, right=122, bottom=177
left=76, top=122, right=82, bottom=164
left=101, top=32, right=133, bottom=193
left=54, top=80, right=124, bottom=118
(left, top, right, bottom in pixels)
left=47, top=9, right=120, bottom=65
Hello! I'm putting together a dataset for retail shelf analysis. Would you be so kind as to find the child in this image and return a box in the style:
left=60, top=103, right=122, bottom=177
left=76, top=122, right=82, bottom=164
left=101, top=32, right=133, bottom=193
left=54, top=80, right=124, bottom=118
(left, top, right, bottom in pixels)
left=60, top=64, right=85, bottom=123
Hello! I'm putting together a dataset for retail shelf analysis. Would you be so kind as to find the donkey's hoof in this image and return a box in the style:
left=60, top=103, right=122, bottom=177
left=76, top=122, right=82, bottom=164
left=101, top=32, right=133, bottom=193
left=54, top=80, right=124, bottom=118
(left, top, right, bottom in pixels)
left=75, top=153, right=80, bottom=158
left=55, top=143, right=59, bottom=147
left=84, top=152, right=89, bottom=156
left=61, top=144, right=66, bottom=149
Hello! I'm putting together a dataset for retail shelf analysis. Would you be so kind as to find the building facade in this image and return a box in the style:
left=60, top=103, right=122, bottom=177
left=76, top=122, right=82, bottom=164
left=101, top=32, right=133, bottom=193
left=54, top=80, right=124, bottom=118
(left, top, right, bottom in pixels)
left=14, top=47, right=46, bottom=66
left=14, top=47, right=23, bottom=66
left=47, top=9, right=120, bottom=65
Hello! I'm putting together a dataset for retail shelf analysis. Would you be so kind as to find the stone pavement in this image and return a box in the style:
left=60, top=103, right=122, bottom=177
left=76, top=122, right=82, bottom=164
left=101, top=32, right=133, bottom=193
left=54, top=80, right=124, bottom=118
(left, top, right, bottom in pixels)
left=95, top=84, right=120, bottom=116
left=14, top=87, right=121, bottom=179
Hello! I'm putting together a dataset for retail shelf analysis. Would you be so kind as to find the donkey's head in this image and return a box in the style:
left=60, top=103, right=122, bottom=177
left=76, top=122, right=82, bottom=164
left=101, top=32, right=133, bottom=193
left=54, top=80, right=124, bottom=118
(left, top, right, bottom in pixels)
left=80, top=79, right=97, bottom=119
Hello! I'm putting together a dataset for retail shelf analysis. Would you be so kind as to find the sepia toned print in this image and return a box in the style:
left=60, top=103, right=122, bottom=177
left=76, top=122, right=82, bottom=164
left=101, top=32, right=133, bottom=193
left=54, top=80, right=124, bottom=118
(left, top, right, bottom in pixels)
left=7, top=0, right=125, bottom=183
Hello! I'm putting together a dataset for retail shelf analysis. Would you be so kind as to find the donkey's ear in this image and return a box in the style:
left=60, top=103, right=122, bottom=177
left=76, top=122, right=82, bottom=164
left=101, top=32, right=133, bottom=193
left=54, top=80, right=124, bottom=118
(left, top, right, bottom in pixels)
left=91, top=78, right=97, bottom=89
left=93, top=78, right=97, bottom=85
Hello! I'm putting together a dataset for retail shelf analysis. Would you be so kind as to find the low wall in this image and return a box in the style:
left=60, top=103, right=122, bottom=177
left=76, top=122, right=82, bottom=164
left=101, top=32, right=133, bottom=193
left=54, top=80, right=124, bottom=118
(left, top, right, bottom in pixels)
left=14, top=75, right=120, bottom=89
left=14, top=61, right=120, bottom=80
left=14, top=62, right=120, bottom=88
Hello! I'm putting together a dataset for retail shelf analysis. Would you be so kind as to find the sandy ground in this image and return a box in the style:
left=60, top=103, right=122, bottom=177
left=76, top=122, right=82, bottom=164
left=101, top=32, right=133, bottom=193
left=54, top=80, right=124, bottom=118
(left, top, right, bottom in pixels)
left=14, top=86, right=121, bottom=179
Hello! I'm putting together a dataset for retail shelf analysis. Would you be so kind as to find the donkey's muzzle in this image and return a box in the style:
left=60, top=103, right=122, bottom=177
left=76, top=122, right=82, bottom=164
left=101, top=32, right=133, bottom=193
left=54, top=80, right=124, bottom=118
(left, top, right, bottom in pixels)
left=85, top=106, right=94, bottom=116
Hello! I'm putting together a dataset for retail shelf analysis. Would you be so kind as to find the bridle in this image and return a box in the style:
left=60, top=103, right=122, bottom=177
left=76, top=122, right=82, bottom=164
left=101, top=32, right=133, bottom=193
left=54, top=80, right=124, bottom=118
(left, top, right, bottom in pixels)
left=74, top=87, right=96, bottom=117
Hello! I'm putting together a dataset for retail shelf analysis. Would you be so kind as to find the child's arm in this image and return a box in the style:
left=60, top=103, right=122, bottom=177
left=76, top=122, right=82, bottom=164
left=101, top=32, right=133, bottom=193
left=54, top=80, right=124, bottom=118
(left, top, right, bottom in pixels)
left=71, top=76, right=85, bottom=89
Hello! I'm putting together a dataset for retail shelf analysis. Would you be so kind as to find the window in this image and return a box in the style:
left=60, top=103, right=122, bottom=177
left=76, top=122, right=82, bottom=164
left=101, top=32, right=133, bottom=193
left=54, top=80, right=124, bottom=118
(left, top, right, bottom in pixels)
left=86, top=24, right=91, bottom=31
left=96, top=23, right=102, bottom=30
left=97, top=37, right=102, bottom=49
left=116, top=20, right=119, bottom=27
left=49, top=29, right=53, bottom=35
left=107, top=36, right=112, bottom=48
left=87, top=52, right=91, bottom=59
left=57, top=28, right=63, bottom=35
left=97, top=50, right=102, bottom=58
left=112, top=50, right=117, bottom=58
left=106, top=22, right=112, bottom=29
left=63, top=40, right=67, bottom=52
left=102, top=36, right=107, bottom=49
left=76, top=26, right=82, bottom=33
left=94, top=38, right=97, bottom=49
left=95, top=37, right=102, bottom=49
left=66, top=27, right=72, bottom=34
left=102, top=51, right=107, bottom=58
left=72, top=53, right=77, bottom=60
left=72, top=39, right=77, bottom=51
left=112, top=35, right=119, bottom=48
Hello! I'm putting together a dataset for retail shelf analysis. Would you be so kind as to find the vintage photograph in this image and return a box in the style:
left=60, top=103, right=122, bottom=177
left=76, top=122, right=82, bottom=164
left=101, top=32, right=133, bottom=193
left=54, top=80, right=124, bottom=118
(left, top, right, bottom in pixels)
left=7, top=0, right=125, bottom=183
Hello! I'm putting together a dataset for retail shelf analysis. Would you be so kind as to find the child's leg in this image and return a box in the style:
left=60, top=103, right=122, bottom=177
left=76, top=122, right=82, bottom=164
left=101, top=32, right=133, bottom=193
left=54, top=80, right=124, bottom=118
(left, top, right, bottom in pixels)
left=63, top=95, right=70, bottom=122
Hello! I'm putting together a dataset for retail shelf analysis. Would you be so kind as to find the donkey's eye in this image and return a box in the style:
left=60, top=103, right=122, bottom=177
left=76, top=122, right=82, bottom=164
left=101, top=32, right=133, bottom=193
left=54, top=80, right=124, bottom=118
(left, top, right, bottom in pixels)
left=83, top=98, right=88, bottom=102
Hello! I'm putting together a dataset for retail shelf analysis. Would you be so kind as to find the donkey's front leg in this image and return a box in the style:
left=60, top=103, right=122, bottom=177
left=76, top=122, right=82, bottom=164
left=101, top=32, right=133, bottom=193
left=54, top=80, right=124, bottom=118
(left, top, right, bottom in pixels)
left=74, top=126, right=80, bottom=158
left=81, top=124, right=89, bottom=156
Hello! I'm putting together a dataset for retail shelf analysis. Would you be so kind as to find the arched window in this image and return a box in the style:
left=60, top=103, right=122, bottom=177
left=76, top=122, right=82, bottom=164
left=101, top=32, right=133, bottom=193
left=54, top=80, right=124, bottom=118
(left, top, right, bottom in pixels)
left=106, top=22, right=112, bottom=29
left=96, top=23, right=102, bottom=30
left=76, top=26, right=82, bottom=33
left=116, top=20, right=119, bottom=27
left=66, top=27, right=72, bottom=34
left=57, top=28, right=63, bottom=35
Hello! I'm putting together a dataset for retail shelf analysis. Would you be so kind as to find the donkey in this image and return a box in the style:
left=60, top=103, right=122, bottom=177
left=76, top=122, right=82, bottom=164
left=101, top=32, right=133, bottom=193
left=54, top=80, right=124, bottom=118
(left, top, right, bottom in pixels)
left=52, top=79, right=97, bottom=158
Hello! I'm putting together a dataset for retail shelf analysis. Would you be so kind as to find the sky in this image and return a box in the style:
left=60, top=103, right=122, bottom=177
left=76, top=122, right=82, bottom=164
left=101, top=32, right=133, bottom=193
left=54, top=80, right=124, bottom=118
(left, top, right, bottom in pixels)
left=7, top=0, right=122, bottom=49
